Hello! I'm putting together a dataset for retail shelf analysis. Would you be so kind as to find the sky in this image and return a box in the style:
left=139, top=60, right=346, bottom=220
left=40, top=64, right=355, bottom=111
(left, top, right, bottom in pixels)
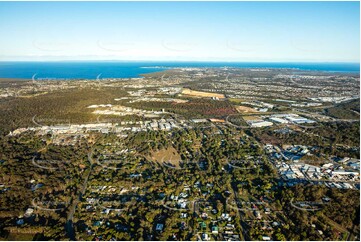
left=0, top=1, right=359, bottom=62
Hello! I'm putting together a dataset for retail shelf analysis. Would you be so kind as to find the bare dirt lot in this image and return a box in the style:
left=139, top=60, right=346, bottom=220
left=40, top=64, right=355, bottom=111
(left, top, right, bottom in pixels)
left=181, top=88, right=225, bottom=98
left=235, top=105, right=259, bottom=113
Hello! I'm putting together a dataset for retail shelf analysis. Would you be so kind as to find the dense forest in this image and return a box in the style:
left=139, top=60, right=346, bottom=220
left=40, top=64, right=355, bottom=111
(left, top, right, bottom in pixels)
left=325, top=99, right=360, bottom=120
left=0, top=87, right=128, bottom=136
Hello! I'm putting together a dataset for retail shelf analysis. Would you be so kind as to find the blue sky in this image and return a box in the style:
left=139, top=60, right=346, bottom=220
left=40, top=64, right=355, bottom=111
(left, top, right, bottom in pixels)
left=0, top=1, right=359, bottom=62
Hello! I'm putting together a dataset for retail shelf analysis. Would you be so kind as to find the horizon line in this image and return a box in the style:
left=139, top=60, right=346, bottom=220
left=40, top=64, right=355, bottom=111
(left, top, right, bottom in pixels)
left=0, top=60, right=359, bottom=64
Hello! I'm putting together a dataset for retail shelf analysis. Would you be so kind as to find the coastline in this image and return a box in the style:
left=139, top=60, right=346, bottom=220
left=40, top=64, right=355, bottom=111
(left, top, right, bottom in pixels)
left=0, top=61, right=359, bottom=80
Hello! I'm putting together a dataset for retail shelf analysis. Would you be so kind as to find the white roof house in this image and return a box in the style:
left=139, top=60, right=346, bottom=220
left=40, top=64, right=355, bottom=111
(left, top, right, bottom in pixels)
left=262, top=236, right=271, bottom=241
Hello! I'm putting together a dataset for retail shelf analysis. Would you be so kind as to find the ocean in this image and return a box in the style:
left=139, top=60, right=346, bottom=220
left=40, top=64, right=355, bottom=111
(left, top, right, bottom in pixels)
left=0, top=61, right=359, bottom=79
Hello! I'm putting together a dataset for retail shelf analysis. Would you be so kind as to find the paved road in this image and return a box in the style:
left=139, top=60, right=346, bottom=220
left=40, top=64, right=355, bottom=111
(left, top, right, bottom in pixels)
left=229, top=180, right=248, bottom=241
left=294, top=108, right=359, bottom=123
left=65, top=150, right=95, bottom=240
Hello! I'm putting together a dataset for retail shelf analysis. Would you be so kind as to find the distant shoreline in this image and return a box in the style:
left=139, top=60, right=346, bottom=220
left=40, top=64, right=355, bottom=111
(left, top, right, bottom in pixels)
left=0, top=61, right=359, bottom=79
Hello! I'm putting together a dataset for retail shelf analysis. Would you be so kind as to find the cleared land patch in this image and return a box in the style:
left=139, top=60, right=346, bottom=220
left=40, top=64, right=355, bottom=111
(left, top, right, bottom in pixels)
left=242, top=116, right=262, bottom=121
left=149, top=147, right=181, bottom=167
left=235, top=105, right=259, bottom=113
left=181, top=88, right=225, bottom=99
